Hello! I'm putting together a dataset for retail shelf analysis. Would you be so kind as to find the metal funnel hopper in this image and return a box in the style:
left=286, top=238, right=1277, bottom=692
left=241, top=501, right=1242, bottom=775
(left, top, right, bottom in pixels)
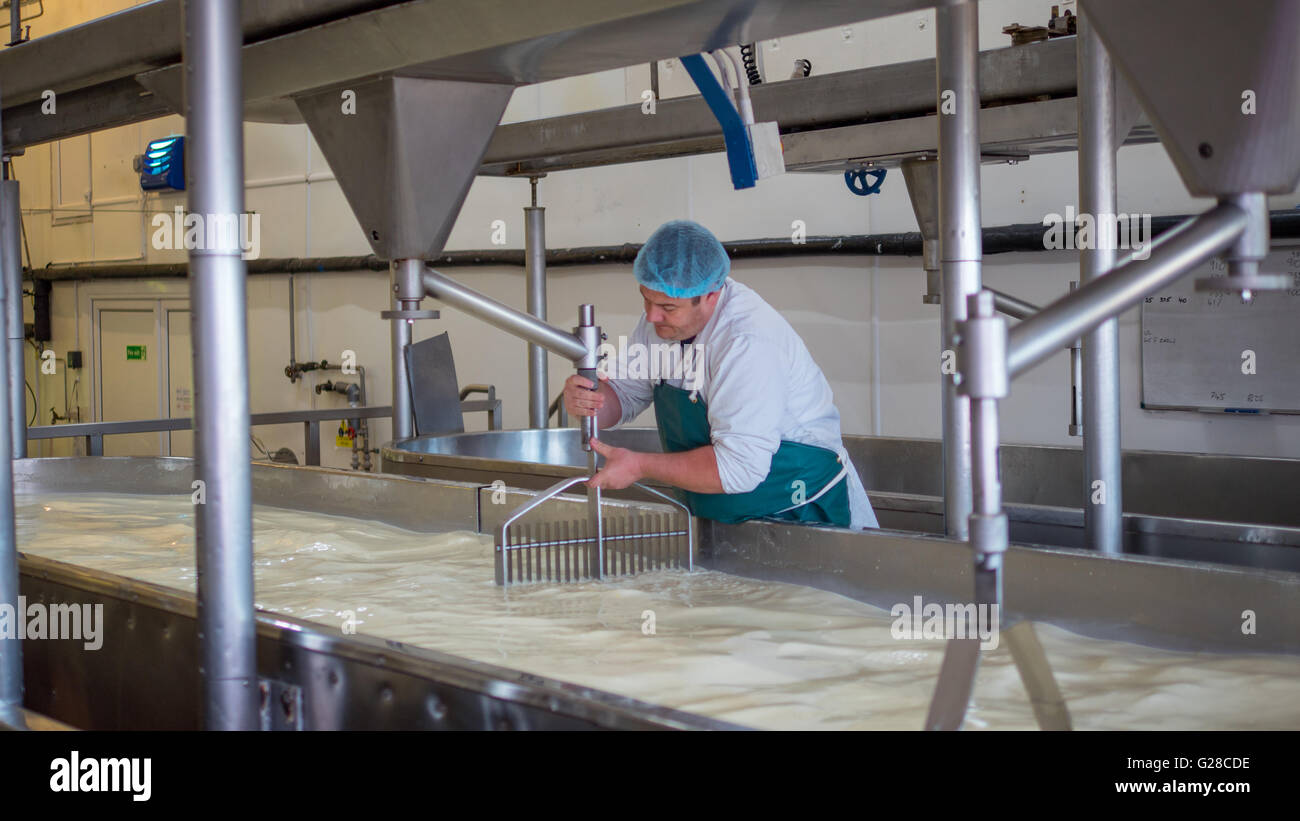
left=901, top=158, right=941, bottom=303
left=296, top=74, right=514, bottom=260
left=901, top=158, right=940, bottom=241
left=1082, top=0, right=1300, bottom=196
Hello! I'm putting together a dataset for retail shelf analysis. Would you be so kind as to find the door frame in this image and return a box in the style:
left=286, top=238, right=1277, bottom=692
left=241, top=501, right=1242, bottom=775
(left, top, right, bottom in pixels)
left=89, top=296, right=191, bottom=456
left=162, top=303, right=192, bottom=457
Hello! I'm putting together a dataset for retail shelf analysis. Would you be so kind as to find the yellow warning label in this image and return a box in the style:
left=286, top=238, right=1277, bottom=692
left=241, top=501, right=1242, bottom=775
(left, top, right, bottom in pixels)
left=335, top=422, right=353, bottom=448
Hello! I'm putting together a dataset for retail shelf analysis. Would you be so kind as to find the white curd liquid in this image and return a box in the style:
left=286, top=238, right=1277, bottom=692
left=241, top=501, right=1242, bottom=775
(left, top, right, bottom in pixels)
left=15, top=492, right=1300, bottom=730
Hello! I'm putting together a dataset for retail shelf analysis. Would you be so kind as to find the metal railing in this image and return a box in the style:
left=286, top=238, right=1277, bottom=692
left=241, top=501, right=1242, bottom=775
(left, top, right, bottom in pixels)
left=24, top=399, right=504, bottom=465
left=458, top=385, right=503, bottom=432
left=547, top=392, right=569, bottom=428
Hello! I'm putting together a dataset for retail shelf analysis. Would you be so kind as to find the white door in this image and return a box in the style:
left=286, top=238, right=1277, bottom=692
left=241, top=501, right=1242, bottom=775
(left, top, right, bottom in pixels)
left=92, top=298, right=191, bottom=456
left=96, top=304, right=160, bottom=456
left=165, top=306, right=193, bottom=457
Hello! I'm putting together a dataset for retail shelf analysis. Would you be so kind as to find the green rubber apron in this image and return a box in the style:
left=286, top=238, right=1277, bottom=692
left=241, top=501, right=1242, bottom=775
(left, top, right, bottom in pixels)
left=653, top=381, right=851, bottom=526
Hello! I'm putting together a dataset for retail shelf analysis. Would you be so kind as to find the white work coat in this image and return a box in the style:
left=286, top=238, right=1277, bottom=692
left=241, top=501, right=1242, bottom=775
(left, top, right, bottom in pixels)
left=606, top=278, right=879, bottom=529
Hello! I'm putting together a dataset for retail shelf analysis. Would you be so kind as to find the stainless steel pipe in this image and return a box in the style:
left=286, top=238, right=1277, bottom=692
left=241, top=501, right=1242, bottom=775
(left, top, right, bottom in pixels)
left=1078, top=14, right=1123, bottom=555
left=1204, top=192, right=1283, bottom=296
left=1068, top=282, right=1083, bottom=436
left=964, top=291, right=1009, bottom=606
left=0, top=179, right=22, bottom=457
left=1008, top=203, right=1248, bottom=379
left=525, top=202, right=549, bottom=428
left=988, top=287, right=1039, bottom=321
left=421, top=266, right=588, bottom=362
left=183, top=0, right=259, bottom=731
left=574, top=303, right=603, bottom=448
left=926, top=288, right=1008, bottom=732
left=574, top=303, right=605, bottom=575
left=287, top=274, right=297, bottom=373
left=0, top=102, right=24, bottom=730
left=390, top=258, right=422, bottom=440
left=936, top=0, right=983, bottom=541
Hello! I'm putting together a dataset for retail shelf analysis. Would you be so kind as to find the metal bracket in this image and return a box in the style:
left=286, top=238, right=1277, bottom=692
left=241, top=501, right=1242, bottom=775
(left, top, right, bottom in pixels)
left=380, top=309, right=440, bottom=320
left=259, top=678, right=304, bottom=730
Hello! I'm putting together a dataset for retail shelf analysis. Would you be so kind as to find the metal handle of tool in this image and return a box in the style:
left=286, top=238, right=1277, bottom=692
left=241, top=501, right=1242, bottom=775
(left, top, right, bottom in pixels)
left=498, top=306, right=701, bottom=585
left=573, top=304, right=605, bottom=573
left=579, top=381, right=599, bottom=451
left=573, top=303, right=603, bottom=452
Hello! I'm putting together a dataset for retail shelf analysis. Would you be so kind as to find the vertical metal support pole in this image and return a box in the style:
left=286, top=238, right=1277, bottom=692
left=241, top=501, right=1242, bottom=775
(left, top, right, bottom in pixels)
left=286, top=274, right=297, bottom=377
left=936, top=0, right=983, bottom=540
left=184, top=0, right=259, bottom=730
left=925, top=289, right=1006, bottom=732
left=304, top=420, right=320, bottom=466
left=0, top=101, right=25, bottom=730
left=390, top=258, right=421, bottom=440
left=8, top=0, right=19, bottom=46
left=525, top=178, right=548, bottom=429
left=965, top=292, right=1008, bottom=609
left=0, top=178, right=23, bottom=456
left=1078, top=13, right=1123, bottom=555
left=1068, top=281, right=1083, bottom=436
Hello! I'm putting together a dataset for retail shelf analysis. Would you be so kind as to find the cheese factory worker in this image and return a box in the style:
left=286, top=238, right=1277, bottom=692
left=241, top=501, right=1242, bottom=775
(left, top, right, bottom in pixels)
left=563, top=219, right=879, bottom=530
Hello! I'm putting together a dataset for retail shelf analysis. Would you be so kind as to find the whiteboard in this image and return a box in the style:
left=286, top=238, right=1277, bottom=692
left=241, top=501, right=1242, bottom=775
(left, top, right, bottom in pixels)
left=1140, top=245, right=1300, bottom=414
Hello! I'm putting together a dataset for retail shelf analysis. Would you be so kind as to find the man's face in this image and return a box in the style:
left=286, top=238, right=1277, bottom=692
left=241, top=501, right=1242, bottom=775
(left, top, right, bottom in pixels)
left=640, top=285, right=718, bottom=341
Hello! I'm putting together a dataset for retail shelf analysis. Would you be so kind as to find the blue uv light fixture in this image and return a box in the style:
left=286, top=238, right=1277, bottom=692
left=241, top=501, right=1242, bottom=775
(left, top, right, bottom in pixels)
left=139, top=136, right=186, bottom=192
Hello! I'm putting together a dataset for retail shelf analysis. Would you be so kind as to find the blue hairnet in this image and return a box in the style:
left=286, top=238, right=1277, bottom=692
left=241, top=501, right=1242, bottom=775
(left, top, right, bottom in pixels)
left=633, top=220, right=730, bottom=299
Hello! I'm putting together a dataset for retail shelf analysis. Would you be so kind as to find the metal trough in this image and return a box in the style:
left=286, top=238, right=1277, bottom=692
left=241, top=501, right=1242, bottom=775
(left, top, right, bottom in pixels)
left=384, top=430, right=1300, bottom=573
left=13, top=453, right=1299, bottom=732
left=14, top=457, right=736, bottom=731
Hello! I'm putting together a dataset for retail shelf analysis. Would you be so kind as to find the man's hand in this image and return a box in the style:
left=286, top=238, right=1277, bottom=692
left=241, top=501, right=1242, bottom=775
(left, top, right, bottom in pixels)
left=563, top=372, right=607, bottom=418
left=587, top=438, right=643, bottom=490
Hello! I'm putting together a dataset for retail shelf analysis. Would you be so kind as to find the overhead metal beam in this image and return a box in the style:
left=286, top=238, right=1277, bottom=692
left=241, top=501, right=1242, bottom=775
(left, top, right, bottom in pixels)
left=0, top=77, right=172, bottom=158
left=479, top=37, right=1081, bottom=175
left=133, top=0, right=942, bottom=117
left=0, top=0, right=408, bottom=107
left=781, top=96, right=1157, bottom=173
left=5, top=35, right=1107, bottom=175
left=5, top=4, right=1076, bottom=150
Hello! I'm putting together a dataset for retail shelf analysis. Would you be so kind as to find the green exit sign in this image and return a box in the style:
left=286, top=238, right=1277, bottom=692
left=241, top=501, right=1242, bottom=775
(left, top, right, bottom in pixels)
left=126, top=345, right=147, bottom=361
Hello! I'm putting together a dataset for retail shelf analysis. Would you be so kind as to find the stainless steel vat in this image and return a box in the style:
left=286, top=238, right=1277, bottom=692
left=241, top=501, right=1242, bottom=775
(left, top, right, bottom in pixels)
left=383, top=430, right=1300, bottom=572
left=14, top=455, right=1299, bottom=731
left=14, top=457, right=736, bottom=731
